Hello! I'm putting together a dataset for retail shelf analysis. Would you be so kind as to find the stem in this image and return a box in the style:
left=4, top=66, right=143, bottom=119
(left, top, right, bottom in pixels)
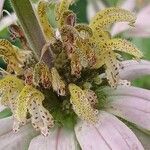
left=11, top=0, right=54, bottom=68
left=101, top=0, right=110, bottom=7
left=0, top=0, right=5, bottom=17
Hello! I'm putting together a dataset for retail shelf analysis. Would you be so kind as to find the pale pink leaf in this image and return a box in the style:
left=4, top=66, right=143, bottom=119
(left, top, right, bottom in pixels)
left=0, top=117, right=13, bottom=136
left=119, top=60, right=150, bottom=80
left=111, top=0, right=136, bottom=36
left=126, top=5, right=150, bottom=37
left=0, top=123, right=39, bottom=150
left=87, top=0, right=106, bottom=21
left=119, top=0, right=136, bottom=11
left=29, top=128, right=79, bottom=150
left=75, top=111, right=144, bottom=150
left=105, top=86, right=150, bottom=131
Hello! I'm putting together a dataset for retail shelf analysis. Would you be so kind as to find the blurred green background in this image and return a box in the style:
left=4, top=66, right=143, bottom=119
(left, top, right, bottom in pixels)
left=1, top=0, right=150, bottom=89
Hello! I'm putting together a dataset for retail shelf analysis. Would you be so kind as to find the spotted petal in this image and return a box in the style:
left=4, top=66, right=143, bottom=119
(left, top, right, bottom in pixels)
left=28, top=128, right=80, bottom=150
left=75, top=111, right=144, bottom=150
left=104, top=39, right=143, bottom=59
left=112, top=4, right=150, bottom=37
left=90, top=7, right=136, bottom=30
left=111, top=0, right=136, bottom=36
left=37, top=1, right=54, bottom=41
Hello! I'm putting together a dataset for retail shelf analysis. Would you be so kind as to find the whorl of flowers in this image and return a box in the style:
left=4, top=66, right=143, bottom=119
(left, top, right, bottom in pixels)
left=0, top=0, right=143, bottom=136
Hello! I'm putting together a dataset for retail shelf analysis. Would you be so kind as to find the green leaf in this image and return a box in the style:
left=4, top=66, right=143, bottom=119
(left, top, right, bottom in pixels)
left=132, top=38, right=150, bottom=61
left=47, top=2, right=57, bottom=28
left=131, top=38, right=150, bottom=89
left=70, top=0, right=88, bottom=23
left=105, top=0, right=119, bottom=6
left=0, top=108, right=12, bottom=119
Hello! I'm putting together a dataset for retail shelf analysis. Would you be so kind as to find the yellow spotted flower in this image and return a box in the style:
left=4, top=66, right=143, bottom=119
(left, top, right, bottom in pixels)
left=0, top=0, right=149, bottom=149
left=69, top=83, right=98, bottom=123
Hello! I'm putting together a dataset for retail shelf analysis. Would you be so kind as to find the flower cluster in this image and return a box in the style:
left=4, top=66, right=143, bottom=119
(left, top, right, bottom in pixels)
left=0, top=0, right=143, bottom=137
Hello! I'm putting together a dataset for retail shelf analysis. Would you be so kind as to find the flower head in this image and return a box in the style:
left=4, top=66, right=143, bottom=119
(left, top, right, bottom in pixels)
left=0, top=0, right=149, bottom=149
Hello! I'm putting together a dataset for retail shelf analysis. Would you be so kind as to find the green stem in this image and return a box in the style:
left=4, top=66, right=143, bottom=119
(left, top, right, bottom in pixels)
left=11, top=0, right=54, bottom=68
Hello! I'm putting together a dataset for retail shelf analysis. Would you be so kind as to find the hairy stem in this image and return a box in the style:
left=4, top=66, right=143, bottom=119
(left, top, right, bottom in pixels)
left=11, top=0, right=54, bottom=68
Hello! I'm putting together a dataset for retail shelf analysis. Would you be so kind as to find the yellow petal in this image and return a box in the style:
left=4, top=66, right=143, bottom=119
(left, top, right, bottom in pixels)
left=0, top=39, right=24, bottom=75
left=28, top=92, right=54, bottom=136
left=0, top=75, right=24, bottom=105
left=92, top=49, right=119, bottom=88
left=84, top=89, right=98, bottom=108
left=15, top=84, right=54, bottom=136
left=70, top=52, right=82, bottom=77
left=58, top=0, right=73, bottom=16
left=15, top=85, right=38, bottom=123
left=60, top=25, right=79, bottom=58
left=75, top=39, right=89, bottom=68
left=33, top=62, right=51, bottom=88
left=104, top=38, right=143, bottom=59
left=90, top=7, right=136, bottom=30
left=75, top=24, right=93, bottom=38
left=60, top=25, right=79, bottom=43
left=58, top=10, right=76, bottom=27
left=69, top=84, right=98, bottom=123
left=104, top=50, right=119, bottom=88
left=55, top=0, right=74, bottom=27
left=90, top=30, right=111, bottom=44
left=37, top=1, right=55, bottom=41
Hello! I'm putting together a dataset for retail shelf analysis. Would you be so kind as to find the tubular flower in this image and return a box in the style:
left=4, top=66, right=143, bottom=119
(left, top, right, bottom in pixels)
left=87, top=0, right=150, bottom=37
left=33, top=62, right=52, bottom=88
left=37, top=1, right=55, bottom=41
left=0, top=0, right=150, bottom=149
left=0, top=39, right=31, bottom=75
left=69, top=83, right=98, bottom=124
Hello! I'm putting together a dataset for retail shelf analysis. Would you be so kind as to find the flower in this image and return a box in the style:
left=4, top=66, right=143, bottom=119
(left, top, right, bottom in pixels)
left=0, top=0, right=150, bottom=149
left=87, top=0, right=150, bottom=37
left=111, top=1, right=150, bottom=37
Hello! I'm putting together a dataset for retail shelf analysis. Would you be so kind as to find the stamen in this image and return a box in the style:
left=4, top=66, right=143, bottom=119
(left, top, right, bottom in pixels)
left=28, top=92, right=54, bottom=136
left=51, top=67, right=66, bottom=96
